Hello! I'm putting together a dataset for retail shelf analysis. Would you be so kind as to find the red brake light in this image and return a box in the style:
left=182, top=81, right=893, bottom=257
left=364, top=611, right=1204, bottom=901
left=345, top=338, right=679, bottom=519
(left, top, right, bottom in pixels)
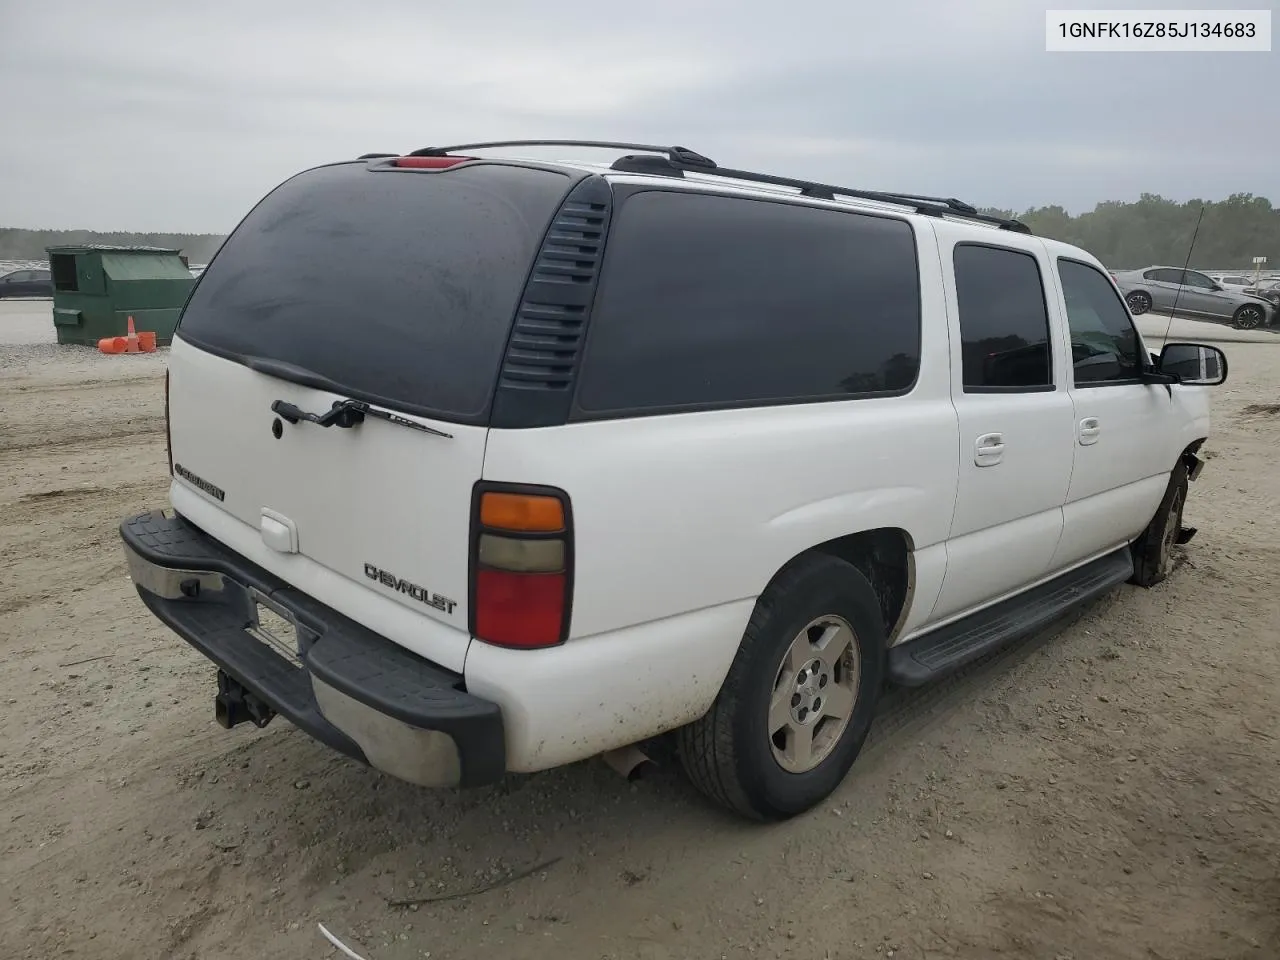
left=474, top=569, right=566, bottom=648
left=471, top=487, right=572, bottom=649
left=392, top=156, right=472, bottom=169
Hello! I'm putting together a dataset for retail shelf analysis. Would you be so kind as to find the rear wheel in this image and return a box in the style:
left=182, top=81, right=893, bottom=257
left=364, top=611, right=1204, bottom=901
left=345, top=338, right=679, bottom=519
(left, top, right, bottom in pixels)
left=1233, top=304, right=1265, bottom=330
left=677, top=553, right=885, bottom=820
left=1126, top=291, right=1152, bottom=316
left=1130, top=462, right=1188, bottom=587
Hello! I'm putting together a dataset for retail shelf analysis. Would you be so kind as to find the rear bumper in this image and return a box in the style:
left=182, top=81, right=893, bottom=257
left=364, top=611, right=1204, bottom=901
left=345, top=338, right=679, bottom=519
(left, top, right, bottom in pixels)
left=119, top=509, right=505, bottom=788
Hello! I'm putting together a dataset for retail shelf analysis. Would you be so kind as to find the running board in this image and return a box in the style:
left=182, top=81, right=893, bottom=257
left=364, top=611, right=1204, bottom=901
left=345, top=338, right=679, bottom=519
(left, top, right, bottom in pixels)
left=887, top=547, right=1134, bottom=687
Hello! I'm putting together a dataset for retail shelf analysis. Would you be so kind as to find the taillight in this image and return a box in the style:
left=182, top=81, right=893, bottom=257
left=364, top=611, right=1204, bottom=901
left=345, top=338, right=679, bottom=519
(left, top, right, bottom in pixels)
left=392, top=156, right=473, bottom=168
left=471, top=486, right=572, bottom=649
left=164, top=369, right=173, bottom=476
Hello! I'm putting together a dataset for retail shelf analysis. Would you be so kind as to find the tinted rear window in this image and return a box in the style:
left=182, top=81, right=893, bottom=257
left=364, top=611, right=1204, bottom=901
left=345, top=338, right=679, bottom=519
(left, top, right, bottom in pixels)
left=576, top=190, right=920, bottom=414
left=178, top=162, right=572, bottom=419
left=953, top=243, right=1053, bottom=391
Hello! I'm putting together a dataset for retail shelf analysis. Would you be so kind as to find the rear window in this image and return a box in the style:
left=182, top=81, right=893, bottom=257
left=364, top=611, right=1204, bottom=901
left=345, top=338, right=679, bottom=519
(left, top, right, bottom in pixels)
left=177, top=162, right=572, bottom=420
left=575, top=190, right=921, bottom=415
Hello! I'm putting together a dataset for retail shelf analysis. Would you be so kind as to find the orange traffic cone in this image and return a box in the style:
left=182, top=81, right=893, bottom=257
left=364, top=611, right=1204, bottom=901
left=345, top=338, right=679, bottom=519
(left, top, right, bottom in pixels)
left=98, top=316, right=158, bottom=354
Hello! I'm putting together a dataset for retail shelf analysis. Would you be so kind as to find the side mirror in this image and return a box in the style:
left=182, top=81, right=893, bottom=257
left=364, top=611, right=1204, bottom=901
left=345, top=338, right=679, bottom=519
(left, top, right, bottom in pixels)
left=1156, top=342, right=1228, bottom=386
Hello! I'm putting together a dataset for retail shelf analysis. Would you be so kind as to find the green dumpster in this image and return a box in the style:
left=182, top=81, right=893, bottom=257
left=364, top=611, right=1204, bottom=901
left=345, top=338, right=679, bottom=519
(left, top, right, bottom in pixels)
left=46, top=244, right=196, bottom=346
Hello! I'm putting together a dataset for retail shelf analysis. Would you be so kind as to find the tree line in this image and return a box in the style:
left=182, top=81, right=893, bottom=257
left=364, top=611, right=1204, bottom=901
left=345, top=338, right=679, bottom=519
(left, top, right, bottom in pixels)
left=3, top=191, right=1278, bottom=270
left=981, top=193, right=1278, bottom=270
left=0, top=228, right=225, bottom=265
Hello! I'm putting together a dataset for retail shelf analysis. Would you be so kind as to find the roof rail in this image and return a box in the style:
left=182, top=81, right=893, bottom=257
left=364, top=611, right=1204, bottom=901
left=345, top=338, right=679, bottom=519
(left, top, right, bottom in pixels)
left=394, top=140, right=1029, bottom=234
left=405, top=140, right=717, bottom=169
left=609, top=155, right=1031, bottom=234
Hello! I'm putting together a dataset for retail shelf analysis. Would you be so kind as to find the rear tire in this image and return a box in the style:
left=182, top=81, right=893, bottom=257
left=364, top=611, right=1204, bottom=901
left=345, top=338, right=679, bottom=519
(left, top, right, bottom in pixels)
left=1233, top=304, right=1265, bottom=330
left=1126, top=291, right=1152, bottom=316
left=1129, top=462, right=1188, bottom=588
left=677, top=553, right=885, bottom=820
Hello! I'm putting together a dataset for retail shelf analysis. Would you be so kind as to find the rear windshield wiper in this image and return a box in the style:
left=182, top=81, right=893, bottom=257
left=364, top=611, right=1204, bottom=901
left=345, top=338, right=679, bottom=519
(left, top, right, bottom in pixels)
left=246, top=355, right=453, bottom=439
left=271, top=398, right=453, bottom=439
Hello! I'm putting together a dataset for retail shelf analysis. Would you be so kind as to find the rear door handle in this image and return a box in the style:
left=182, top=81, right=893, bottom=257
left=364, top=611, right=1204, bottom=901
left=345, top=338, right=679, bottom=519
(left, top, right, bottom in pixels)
left=974, top=432, right=1005, bottom=466
left=1079, top=417, right=1101, bottom=445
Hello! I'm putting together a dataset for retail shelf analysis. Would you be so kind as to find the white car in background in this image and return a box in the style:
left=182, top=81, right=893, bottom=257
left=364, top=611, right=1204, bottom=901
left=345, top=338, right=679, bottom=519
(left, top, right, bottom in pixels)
left=1207, top=274, right=1256, bottom=290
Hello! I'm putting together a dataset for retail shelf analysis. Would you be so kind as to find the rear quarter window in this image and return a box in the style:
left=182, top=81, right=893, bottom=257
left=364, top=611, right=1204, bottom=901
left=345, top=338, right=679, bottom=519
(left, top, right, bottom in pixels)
left=177, top=162, right=573, bottom=421
left=575, top=190, right=921, bottom=415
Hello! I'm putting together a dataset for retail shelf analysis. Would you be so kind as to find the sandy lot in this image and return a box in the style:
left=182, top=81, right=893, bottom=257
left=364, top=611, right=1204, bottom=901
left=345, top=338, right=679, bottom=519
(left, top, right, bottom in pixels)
left=2, top=302, right=1279, bottom=960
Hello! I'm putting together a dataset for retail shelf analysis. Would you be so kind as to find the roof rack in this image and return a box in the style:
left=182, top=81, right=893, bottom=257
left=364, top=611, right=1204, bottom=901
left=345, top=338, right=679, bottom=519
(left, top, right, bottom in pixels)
left=392, top=140, right=1029, bottom=234
left=404, top=139, right=717, bottom=169
left=609, top=155, right=1030, bottom=234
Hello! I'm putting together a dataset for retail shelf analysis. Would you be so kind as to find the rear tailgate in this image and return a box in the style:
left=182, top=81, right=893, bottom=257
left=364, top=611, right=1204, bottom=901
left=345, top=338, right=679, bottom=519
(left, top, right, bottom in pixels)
left=166, top=159, right=575, bottom=672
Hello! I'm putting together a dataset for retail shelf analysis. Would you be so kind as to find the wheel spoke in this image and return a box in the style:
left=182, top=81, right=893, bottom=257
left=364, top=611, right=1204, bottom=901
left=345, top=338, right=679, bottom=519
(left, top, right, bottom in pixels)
left=820, top=681, right=856, bottom=720
left=813, top=621, right=854, bottom=669
left=787, top=722, right=815, bottom=770
left=784, top=634, right=811, bottom=675
left=768, top=685, right=792, bottom=736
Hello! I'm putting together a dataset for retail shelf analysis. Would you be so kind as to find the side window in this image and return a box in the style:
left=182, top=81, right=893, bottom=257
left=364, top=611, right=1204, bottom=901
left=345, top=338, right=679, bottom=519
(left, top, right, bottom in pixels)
left=1184, top=271, right=1216, bottom=290
left=1149, top=268, right=1179, bottom=283
left=952, top=244, right=1053, bottom=392
left=576, top=191, right=922, bottom=414
left=7, top=270, right=32, bottom=282
left=1058, top=258, right=1143, bottom=385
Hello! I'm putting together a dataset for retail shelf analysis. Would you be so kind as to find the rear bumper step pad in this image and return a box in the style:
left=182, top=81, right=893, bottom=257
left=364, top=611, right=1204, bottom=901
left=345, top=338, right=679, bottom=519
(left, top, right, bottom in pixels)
left=119, top=510, right=505, bottom=788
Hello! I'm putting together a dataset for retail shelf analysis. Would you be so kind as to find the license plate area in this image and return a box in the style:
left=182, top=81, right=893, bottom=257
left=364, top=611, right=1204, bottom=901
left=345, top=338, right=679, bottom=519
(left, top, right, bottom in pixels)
left=246, top=590, right=302, bottom=667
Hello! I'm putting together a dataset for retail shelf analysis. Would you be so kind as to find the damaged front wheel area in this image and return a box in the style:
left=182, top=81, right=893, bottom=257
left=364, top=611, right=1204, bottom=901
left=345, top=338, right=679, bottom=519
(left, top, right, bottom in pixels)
left=1130, top=461, right=1195, bottom=588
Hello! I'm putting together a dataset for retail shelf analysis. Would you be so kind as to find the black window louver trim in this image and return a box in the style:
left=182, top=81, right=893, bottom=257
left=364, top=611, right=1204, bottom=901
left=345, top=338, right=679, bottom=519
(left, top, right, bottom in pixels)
left=490, top=176, right=613, bottom=428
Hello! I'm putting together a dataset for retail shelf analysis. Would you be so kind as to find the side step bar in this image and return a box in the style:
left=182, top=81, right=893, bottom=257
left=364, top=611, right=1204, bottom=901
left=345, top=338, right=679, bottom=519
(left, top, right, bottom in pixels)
left=888, top=547, right=1134, bottom=687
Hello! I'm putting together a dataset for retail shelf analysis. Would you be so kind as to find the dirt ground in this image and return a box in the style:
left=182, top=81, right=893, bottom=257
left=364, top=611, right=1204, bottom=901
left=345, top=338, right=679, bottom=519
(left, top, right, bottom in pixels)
left=3, top=303, right=1279, bottom=960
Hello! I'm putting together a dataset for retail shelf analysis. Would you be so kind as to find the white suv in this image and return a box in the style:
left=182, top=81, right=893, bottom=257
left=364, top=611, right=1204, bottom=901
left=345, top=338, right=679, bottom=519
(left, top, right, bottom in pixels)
left=120, top=141, right=1227, bottom=820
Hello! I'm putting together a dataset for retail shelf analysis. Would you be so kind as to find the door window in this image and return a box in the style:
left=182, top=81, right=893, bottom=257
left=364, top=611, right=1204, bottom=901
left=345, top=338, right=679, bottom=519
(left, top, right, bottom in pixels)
left=1058, top=258, right=1144, bottom=386
left=952, top=244, right=1053, bottom=392
left=1183, top=271, right=1218, bottom=290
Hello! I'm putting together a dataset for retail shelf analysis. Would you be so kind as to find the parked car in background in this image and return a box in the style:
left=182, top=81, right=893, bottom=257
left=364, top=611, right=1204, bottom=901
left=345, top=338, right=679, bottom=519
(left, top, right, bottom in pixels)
left=0, top=267, right=53, bottom=298
left=1242, top=278, right=1280, bottom=308
left=1113, top=266, right=1276, bottom=329
left=1207, top=273, right=1256, bottom=290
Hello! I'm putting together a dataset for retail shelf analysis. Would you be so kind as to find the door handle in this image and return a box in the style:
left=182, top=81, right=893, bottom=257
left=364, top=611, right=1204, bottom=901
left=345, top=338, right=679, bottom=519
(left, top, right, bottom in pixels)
left=974, top=432, right=1005, bottom=466
left=1079, top=417, right=1101, bottom=445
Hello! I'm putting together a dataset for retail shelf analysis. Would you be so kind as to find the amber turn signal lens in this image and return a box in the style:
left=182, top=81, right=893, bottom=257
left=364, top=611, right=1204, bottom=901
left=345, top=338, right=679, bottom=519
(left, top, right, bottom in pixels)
left=479, top=492, right=564, bottom=532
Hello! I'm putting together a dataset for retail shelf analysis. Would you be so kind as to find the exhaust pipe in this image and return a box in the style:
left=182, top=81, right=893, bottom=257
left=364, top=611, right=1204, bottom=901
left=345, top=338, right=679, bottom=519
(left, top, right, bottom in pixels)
left=600, top=744, right=654, bottom=782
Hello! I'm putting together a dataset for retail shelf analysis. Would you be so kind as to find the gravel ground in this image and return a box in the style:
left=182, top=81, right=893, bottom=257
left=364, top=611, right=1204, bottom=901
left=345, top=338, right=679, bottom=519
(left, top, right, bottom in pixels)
left=2, top=300, right=1279, bottom=960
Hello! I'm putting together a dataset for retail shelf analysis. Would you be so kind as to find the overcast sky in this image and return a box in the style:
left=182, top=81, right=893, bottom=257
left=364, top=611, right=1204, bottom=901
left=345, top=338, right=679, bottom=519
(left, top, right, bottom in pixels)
left=0, top=0, right=1275, bottom=232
